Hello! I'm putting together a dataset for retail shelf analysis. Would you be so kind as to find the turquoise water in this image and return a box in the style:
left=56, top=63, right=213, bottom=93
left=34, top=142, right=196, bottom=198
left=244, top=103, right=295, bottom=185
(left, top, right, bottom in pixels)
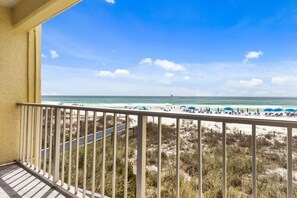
left=42, top=96, right=297, bottom=109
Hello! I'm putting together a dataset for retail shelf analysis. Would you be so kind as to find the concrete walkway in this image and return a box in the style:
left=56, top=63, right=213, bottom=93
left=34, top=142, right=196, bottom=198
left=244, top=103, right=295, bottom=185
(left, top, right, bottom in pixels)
left=41, top=124, right=127, bottom=156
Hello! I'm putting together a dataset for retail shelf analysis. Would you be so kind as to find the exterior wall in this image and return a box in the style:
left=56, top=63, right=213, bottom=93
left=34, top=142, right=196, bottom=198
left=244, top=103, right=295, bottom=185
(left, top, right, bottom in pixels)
left=0, top=6, right=40, bottom=164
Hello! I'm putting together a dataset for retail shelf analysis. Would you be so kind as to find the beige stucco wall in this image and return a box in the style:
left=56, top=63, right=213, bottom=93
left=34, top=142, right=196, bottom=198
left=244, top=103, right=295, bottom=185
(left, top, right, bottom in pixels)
left=0, top=0, right=79, bottom=164
left=0, top=6, right=40, bottom=164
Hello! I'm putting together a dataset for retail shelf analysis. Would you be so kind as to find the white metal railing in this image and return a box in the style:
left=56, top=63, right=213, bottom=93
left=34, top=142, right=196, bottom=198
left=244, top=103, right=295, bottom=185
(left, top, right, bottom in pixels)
left=17, top=103, right=297, bottom=198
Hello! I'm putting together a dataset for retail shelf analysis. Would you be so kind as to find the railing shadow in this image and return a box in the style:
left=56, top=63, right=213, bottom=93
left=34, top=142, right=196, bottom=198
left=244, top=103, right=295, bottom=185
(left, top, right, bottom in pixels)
left=0, top=164, right=66, bottom=198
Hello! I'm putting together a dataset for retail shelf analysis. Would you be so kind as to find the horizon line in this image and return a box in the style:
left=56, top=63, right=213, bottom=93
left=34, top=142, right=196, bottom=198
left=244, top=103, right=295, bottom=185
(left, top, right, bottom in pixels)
left=42, top=95, right=297, bottom=98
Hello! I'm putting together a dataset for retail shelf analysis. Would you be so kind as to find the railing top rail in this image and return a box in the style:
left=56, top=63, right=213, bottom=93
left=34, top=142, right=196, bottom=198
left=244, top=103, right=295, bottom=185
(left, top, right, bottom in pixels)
left=17, top=103, right=297, bottom=128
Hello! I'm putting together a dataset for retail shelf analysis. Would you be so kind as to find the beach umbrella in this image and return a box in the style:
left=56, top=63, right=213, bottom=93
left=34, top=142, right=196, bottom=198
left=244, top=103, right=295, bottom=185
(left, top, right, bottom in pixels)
left=264, top=108, right=273, bottom=112
left=246, top=108, right=249, bottom=113
left=274, top=108, right=283, bottom=112
left=285, top=108, right=296, bottom=112
left=187, top=106, right=196, bottom=110
left=134, top=106, right=148, bottom=110
left=217, top=107, right=220, bottom=112
left=224, top=107, right=233, bottom=111
left=180, top=105, right=186, bottom=109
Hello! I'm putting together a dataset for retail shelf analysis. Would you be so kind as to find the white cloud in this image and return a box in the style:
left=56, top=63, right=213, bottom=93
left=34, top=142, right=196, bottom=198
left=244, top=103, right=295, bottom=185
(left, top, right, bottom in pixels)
left=95, top=71, right=114, bottom=78
left=164, top=73, right=174, bottom=78
left=271, top=76, right=290, bottom=85
left=243, top=51, right=263, bottom=63
left=114, top=69, right=130, bottom=76
left=42, top=60, right=297, bottom=96
left=49, top=50, right=59, bottom=59
left=96, top=69, right=130, bottom=78
left=140, top=57, right=153, bottom=65
left=42, top=54, right=47, bottom=58
left=154, top=59, right=185, bottom=71
left=105, top=0, right=115, bottom=4
left=183, top=76, right=191, bottom=80
left=239, top=78, right=263, bottom=88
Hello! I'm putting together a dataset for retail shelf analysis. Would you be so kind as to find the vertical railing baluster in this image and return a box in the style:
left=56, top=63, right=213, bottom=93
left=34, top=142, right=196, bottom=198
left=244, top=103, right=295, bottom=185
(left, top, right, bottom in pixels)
left=61, top=109, right=66, bottom=186
left=38, top=107, right=43, bottom=172
left=83, top=111, right=89, bottom=197
left=26, top=106, right=31, bottom=164
left=252, top=124, right=257, bottom=198
left=91, top=111, right=97, bottom=198
left=136, top=114, right=147, bottom=198
left=34, top=107, right=40, bottom=169
left=101, top=112, right=107, bottom=198
left=176, top=118, right=180, bottom=198
left=48, top=108, right=53, bottom=178
left=68, top=109, right=73, bottom=189
left=30, top=106, right=35, bottom=166
left=124, top=114, right=129, bottom=198
left=287, top=127, right=292, bottom=198
left=157, top=117, right=162, bottom=198
left=43, top=108, right=48, bottom=175
left=19, top=105, right=24, bottom=162
left=198, top=120, right=202, bottom=197
left=75, top=110, right=80, bottom=194
left=53, top=107, right=61, bottom=184
left=22, top=105, right=27, bottom=163
left=112, top=113, right=117, bottom=198
left=222, top=122, right=227, bottom=198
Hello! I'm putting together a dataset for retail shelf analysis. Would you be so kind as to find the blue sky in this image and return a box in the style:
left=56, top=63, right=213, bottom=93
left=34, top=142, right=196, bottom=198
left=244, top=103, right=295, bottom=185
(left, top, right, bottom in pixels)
left=42, top=0, right=297, bottom=96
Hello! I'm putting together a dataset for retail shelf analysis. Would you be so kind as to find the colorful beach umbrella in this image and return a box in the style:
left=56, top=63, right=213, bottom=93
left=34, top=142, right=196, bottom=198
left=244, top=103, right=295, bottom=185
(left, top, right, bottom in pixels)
left=274, top=108, right=283, bottom=112
left=264, top=108, right=273, bottom=112
left=285, top=108, right=296, bottom=112
left=134, top=106, right=148, bottom=110
left=224, top=107, right=233, bottom=111
left=187, top=106, right=196, bottom=110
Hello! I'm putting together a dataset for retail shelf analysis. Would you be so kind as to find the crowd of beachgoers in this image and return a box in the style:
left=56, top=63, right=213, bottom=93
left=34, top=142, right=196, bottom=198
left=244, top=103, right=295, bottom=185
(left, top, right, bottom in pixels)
left=44, top=102, right=297, bottom=118
left=153, top=105, right=297, bottom=118
left=180, top=107, right=297, bottom=117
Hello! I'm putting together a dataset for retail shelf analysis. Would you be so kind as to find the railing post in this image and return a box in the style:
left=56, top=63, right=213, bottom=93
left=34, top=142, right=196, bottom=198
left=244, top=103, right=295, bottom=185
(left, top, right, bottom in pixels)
left=53, top=107, right=61, bottom=184
left=252, top=124, right=257, bottom=198
left=112, top=113, right=117, bottom=198
left=176, top=118, right=180, bottom=198
left=222, top=122, right=227, bottom=198
left=19, top=105, right=24, bottom=162
left=34, top=107, right=41, bottom=170
left=287, top=127, right=292, bottom=198
left=22, top=105, right=28, bottom=163
left=38, top=107, right=43, bottom=172
left=137, top=114, right=147, bottom=198
left=124, top=114, right=130, bottom=198
left=157, top=117, right=162, bottom=198
left=198, top=120, right=202, bottom=197
left=101, top=112, right=107, bottom=198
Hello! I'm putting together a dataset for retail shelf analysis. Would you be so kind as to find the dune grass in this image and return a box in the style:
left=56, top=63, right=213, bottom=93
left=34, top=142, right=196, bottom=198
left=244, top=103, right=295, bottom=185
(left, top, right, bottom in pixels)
left=43, top=115, right=297, bottom=198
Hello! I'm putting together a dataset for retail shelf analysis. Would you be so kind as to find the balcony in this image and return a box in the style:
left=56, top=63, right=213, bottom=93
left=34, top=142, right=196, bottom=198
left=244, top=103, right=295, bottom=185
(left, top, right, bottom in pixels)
left=0, top=163, right=67, bottom=197
left=3, top=103, right=297, bottom=197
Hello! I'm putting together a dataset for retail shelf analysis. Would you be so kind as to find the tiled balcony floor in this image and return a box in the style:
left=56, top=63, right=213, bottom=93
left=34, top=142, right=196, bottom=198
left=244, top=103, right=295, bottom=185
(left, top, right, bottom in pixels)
left=0, top=163, right=68, bottom=198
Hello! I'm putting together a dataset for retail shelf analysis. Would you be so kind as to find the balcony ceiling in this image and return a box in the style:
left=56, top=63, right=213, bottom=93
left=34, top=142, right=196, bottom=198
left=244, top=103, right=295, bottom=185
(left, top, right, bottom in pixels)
left=0, top=0, right=21, bottom=8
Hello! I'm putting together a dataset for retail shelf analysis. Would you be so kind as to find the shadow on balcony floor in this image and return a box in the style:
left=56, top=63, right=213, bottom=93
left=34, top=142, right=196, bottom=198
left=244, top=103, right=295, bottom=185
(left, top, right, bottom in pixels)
left=0, top=163, right=68, bottom=198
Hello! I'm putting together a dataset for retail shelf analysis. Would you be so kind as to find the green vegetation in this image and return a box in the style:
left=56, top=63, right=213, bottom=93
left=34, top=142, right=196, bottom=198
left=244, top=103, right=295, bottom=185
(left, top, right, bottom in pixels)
left=41, top=113, right=297, bottom=197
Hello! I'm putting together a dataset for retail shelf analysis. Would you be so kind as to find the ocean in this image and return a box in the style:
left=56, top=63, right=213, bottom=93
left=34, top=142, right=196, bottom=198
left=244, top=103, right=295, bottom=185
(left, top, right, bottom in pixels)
left=42, top=96, right=297, bottom=111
